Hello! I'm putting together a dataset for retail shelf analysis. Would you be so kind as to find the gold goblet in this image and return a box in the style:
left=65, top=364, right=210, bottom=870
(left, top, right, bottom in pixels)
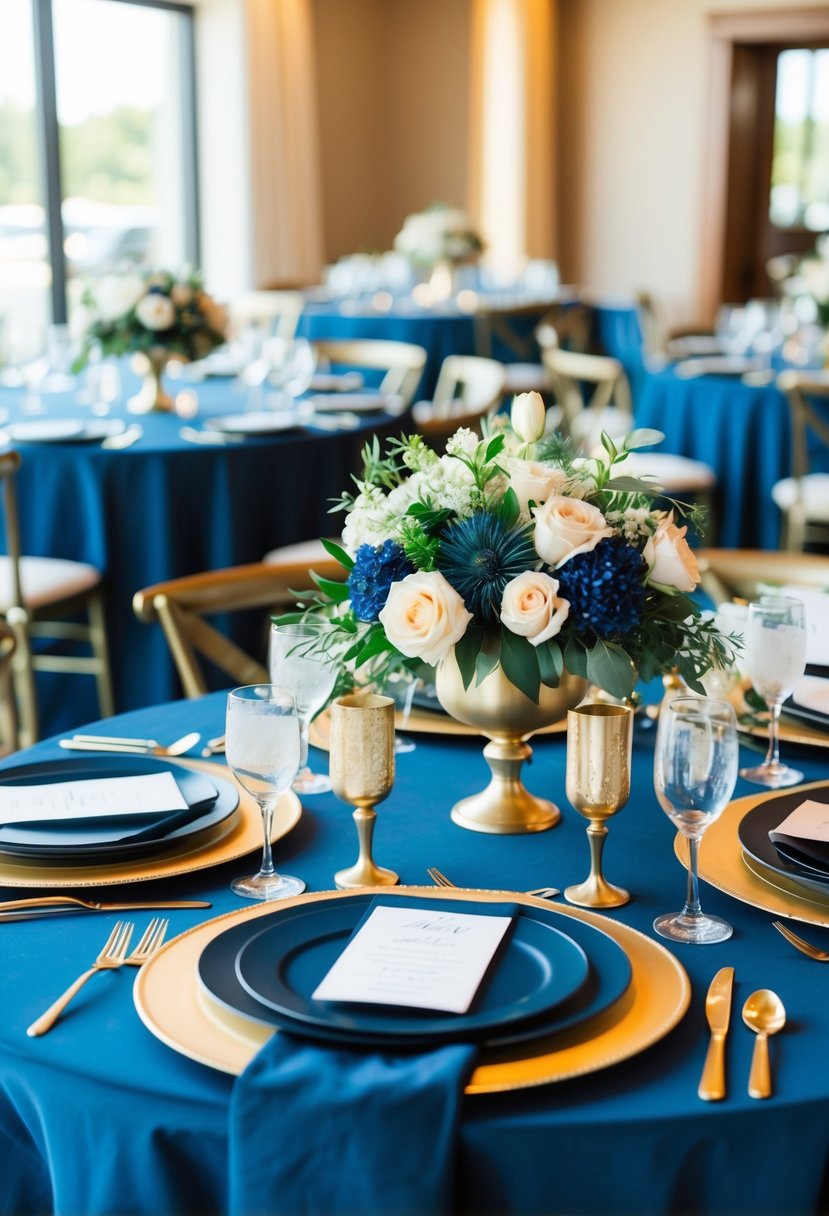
left=564, top=703, right=633, bottom=909
left=330, top=692, right=399, bottom=889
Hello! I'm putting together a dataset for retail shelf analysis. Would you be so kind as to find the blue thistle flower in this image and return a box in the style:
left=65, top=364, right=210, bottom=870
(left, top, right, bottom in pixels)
left=348, top=541, right=414, bottom=621
left=555, top=537, right=646, bottom=640
left=437, top=512, right=537, bottom=624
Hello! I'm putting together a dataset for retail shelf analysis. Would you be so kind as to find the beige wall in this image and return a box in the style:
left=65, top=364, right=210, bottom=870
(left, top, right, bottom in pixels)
left=312, top=0, right=471, bottom=261
left=557, top=0, right=821, bottom=324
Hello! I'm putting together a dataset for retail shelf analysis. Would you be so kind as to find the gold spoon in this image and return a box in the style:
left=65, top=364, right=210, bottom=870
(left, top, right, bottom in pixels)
left=742, top=989, right=786, bottom=1099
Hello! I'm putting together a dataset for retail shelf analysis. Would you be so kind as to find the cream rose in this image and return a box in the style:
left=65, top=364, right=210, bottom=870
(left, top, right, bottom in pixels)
left=378, top=571, right=472, bottom=666
left=500, top=571, right=570, bottom=647
left=533, top=495, right=614, bottom=567
left=95, top=274, right=145, bottom=323
left=511, top=391, right=546, bottom=444
left=506, top=457, right=570, bottom=513
left=135, top=292, right=176, bottom=331
left=643, top=514, right=700, bottom=592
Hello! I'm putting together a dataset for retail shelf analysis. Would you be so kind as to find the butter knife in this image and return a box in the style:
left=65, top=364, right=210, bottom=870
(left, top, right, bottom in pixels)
left=698, top=966, right=734, bottom=1101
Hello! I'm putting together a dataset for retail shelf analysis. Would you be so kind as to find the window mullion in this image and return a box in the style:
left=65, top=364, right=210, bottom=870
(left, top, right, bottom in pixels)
left=32, top=0, right=66, bottom=324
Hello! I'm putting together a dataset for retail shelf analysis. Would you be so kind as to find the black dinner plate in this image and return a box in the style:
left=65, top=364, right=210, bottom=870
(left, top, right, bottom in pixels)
left=0, top=756, right=239, bottom=861
left=234, top=897, right=589, bottom=1043
left=738, top=784, right=829, bottom=892
left=197, top=893, right=632, bottom=1050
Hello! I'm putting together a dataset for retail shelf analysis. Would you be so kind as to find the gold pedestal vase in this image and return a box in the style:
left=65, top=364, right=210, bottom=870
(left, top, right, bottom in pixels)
left=128, top=351, right=174, bottom=414
left=434, top=649, right=588, bottom=834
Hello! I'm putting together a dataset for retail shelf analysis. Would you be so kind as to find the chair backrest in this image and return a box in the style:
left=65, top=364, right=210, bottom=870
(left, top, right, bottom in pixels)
left=311, top=339, right=427, bottom=407
left=634, top=291, right=669, bottom=359
left=412, top=355, right=506, bottom=446
left=776, top=370, right=829, bottom=480
left=230, top=291, right=306, bottom=341
left=473, top=302, right=551, bottom=362
left=696, top=548, right=829, bottom=605
left=133, top=556, right=342, bottom=699
left=534, top=304, right=591, bottom=355
left=541, top=345, right=633, bottom=439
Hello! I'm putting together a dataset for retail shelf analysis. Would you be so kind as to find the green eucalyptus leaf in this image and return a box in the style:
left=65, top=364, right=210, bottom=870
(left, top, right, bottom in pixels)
left=564, top=638, right=589, bottom=679
left=312, top=575, right=350, bottom=603
left=623, top=428, right=665, bottom=451
left=454, top=626, right=484, bottom=690
left=475, top=630, right=502, bottom=684
left=500, top=629, right=541, bottom=703
left=584, top=641, right=636, bottom=700
left=536, top=638, right=563, bottom=687
left=321, top=538, right=354, bottom=571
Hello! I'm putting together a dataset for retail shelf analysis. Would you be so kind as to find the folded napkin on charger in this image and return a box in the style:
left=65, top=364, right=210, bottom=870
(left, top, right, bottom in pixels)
left=228, top=895, right=517, bottom=1215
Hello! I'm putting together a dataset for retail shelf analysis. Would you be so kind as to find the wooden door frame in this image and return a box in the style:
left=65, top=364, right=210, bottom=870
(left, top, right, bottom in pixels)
left=699, top=7, right=829, bottom=321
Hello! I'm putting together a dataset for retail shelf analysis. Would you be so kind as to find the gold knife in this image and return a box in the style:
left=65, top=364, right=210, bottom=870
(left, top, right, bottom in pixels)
left=698, top=966, right=734, bottom=1101
left=0, top=896, right=211, bottom=916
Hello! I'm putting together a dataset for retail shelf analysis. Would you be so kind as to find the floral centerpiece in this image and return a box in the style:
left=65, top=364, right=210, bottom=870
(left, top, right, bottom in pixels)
left=72, top=268, right=228, bottom=412
left=393, top=203, right=484, bottom=268
left=282, top=393, right=737, bottom=831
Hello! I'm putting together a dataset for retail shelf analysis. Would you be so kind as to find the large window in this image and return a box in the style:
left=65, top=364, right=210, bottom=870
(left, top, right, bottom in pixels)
left=0, top=0, right=197, bottom=347
left=770, top=47, right=829, bottom=231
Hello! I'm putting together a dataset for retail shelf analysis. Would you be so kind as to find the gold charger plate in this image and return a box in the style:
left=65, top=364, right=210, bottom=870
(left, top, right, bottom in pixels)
left=133, top=886, right=690, bottom=1095
left=674, top=780, right=829, bottom=928
left=728, top=682, right=829, bottom=751
left=0, top=759, right=301, bottom=889
left=309, top=707, right=565, bottom=749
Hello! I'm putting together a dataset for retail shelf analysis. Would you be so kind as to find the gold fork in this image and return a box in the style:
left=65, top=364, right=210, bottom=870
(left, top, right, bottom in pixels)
left=27, top=920, right=134, bottom=1037
left=124, top=917, right=169, bottom=966
left=772, top=920, right=829, bottom=961
left=427, top=867, right=560, bottom=899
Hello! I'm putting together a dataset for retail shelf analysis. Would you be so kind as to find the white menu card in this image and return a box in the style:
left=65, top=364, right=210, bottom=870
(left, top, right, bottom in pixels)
left=312, top=905, right=514, bottom=1014
left=0, top=773, right=188, bottom=826
left=770, top=799, right=829, bottom=849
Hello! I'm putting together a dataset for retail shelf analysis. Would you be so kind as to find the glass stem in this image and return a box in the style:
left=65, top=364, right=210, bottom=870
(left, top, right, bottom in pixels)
left=298, top=717, right=310, bottom=770
left=257, top=797, right=277, bottom=878
left=764, top=697, right=783, bottom=770
left=682, top=836, right=702, bottom=920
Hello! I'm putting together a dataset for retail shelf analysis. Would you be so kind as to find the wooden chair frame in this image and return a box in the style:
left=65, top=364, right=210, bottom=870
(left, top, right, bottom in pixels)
left=775, top=371, right=829, bottom=551
left=541, top=346, right=633, bottom=442
left=311, top=339, right=427, bottom=407
left=696, top=548, right=829, bottom=604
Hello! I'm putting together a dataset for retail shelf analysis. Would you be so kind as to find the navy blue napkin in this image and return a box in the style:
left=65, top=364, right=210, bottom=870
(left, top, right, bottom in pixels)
left=228, top=896, right=516, bottom=1216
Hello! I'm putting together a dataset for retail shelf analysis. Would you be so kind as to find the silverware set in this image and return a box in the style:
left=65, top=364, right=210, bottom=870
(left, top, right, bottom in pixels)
left=27, top=917, right=169, bottom=1037
left=698, top=966, right=787, bottom=1101
left=427, top=866, right=560, bottom=900
left=58, top=731, right=200, bottom=756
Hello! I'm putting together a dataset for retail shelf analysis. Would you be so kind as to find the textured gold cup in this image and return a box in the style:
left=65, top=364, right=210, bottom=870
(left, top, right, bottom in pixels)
left=564, top=703, right=633, bottom=908
left=329, top=693, right=398, bottom=889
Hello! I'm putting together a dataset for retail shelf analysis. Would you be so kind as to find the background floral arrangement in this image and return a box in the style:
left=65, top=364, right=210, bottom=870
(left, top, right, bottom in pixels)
left=72, top=268, right=228, bottom=369
left=284, top=393, right=736, bottom=704
left=392, top=202, right=484, bottom=268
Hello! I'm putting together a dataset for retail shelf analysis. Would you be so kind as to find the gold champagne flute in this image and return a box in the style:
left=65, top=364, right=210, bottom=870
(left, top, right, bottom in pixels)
left=329, top=692, right=399, bottom=889
left=564, top=703, right=633, bottom=909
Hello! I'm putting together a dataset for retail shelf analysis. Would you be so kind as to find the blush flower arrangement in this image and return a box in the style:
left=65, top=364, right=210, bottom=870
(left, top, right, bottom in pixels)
left=284, top=393, right=736, bottom=703
left=72, top=268, right=228, bottom=370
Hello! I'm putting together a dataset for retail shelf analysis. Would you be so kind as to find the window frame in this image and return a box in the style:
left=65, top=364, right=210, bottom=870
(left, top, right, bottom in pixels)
left=30, top=0, right=199, bottom=324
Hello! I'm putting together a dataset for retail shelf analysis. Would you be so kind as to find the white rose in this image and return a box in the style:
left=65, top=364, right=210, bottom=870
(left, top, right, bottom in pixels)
left=643, top=513, right=700, bottom=592
left=506, top=457, right=570, bottom=513
left=501, top=571, right=570, bottom=647
left=378, top=571, right=472, bottom=666
left=533, top=495, right=614, bottom=567
left=95, top=274, right=145, bottom=323
left=135, top=292, right=176, bottom=331
left=511, top=391, right=546, bottom=444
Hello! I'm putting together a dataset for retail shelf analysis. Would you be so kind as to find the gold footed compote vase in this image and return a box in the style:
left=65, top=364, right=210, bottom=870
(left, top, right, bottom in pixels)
left=564, top=703, right=633, bottom=908
left=330, top=693, right=399, bottom=889
left=128, top=350, right=174, bottom=413
left=435, top=649, right=588, bottom=834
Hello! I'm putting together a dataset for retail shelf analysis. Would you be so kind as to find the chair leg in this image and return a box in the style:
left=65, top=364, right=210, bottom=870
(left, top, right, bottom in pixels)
left=87, top=589, right=115, bottom=719
left=7, top=611, right=38, bottom=750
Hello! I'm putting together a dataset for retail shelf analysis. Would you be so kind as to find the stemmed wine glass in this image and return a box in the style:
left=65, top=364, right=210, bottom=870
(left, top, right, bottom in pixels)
left=654, top=696, right=738, bottom=944
left=225, top=684, right=306, bottom=900
left=740, top=596, right=807, bottom=788
left=269, top=622, right=339, bottom=794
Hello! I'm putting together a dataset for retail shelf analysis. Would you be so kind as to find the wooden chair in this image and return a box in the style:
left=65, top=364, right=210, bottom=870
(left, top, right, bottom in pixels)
left=411, top=354, right=506, bottom=446
left=133, top=556, right=341, bottom=699
left=472, top=302, right=590, bottom=400
left=229, top=291, right=306, bottom=341
left=635, top=291, right=721, bottom=366
left=0, top=622, right=17, bottom=756
left=310, top=339, right=427, bottom=409
left=0, top=449, right=113, bottom=748
left=772, top=371, right=829, bottom=551
left=696, top=548, right=829, bottom=604
left=541, top=345, right=634, bottom=449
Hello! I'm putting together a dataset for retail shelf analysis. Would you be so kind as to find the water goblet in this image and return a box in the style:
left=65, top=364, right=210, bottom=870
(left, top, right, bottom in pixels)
left=563, top=703, right=633, bottom=908
left=225, top=684, right=306, bottom=900
left=740, top=596, right=807, bottom=788
left=654, top=696, right=738, bottom=944
left=329, top=692, right=398, bottom=889
left=269, top=622, right=339, bottom=794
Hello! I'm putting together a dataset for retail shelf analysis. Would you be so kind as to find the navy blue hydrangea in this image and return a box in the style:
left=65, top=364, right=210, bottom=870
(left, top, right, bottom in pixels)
left=555, top=537, right=647, bottom=640
left=347, top=540, right=414, bottom=621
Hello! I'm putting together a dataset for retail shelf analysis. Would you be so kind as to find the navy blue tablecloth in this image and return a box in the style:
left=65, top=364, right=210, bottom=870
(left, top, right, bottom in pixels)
left=635, top=368, right=792, bottom=549
left=0, top=375, right=402, bottom=734
left=0, top=692, right=828, bottom=1215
